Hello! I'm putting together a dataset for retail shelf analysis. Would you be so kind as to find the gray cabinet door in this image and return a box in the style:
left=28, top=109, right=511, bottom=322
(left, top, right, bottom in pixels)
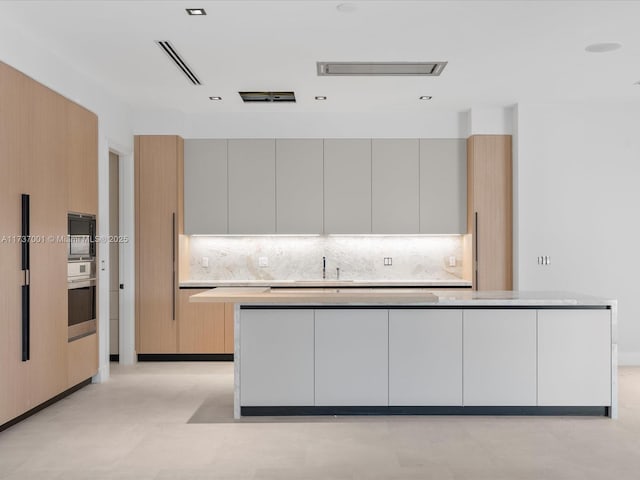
left=323, top=139, right=372, bottom=234
left=184, top=139, right=228, bottom=234
left=240, top=309, right=315, bottom=406
left=463, top=309, right=537, bottom=406
left=538, top=310, right=611, bottom=406
left=315, top=309, right=388, bottom=406
left=228, top=139, right=276, bottom=234
left=372, top=139, right=419, bottom=233
left=419, top=139, right=467, bottom=234
left=276, top=139, right=323, bottom=234
left=389, top=309, right=462, bottom=406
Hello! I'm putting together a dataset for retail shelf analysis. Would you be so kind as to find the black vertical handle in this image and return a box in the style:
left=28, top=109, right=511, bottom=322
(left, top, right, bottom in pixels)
left=172, top=212, right=176, bottom=321
left=21, top=194, right=30, bottom=270
left=474, top=211, right=479, bottom=291
left=22, top=285, right=30, bottom=361
left=21, top=193, right=30, bottom=361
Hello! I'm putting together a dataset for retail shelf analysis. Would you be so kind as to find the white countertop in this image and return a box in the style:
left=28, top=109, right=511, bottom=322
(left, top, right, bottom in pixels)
left=189, top=288, right=615, bottom=307
left=180, top=279, right=472, bottom=288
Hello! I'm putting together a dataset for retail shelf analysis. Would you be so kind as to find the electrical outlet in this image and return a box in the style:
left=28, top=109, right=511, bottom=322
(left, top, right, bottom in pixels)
left=258, top=256, right=269, bottom=267
left=202, top=256, right=209, bottom=268
left=384, top=257, right=392, bottom=266
left=537, top=256, right=551, bottom=265
left=448, top=256, right=456, bottom=267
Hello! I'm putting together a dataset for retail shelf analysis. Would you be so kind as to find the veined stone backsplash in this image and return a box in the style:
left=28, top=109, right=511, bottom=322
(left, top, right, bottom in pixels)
left=186, top=235, right=465, bottom=282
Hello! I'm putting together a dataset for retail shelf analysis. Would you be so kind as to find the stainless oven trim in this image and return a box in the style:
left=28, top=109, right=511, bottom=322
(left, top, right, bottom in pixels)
left=68, top=278, right=97, bottom=289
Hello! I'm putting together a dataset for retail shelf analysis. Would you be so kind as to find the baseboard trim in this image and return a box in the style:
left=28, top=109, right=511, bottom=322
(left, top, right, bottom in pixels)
left=137, top=353, right=233, bottom=362
left=241, top=406, right=608, bottom=417
left=0, top=378, right=92, bottom=433
left=109, top=354, right=120, bottom=362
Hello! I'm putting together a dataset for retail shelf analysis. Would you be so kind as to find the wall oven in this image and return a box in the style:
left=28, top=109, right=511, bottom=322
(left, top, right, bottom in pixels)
left=68, top=213, right=96, bottom=260
left=68, top=261, right=97, bottom=342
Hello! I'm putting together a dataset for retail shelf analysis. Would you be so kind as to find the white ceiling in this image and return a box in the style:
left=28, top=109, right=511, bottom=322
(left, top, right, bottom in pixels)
left=1, top=0, right=639, bottom=114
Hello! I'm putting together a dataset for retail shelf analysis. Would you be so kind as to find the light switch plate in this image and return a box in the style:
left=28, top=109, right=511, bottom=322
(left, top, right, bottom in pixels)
left=448, top=256, right=456, bottom=267
left=258, top=256, right=269, bottom=267
left=202, top=256, right=209, bottom=268
left=384, top=257, right=392, bottom=266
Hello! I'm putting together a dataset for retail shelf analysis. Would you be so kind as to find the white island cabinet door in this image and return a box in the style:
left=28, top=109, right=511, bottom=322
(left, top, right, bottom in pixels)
left=538, top=309, right=611, bottom=406
left=323, top=139, right=372, bottom=234
left=228, top=139, right=276, bottom=234
left=276, top=139, right=323, bottom=234
left=315, top=309, right=388, bottom=406
left=240, top=309, right=314, bottom=406
left=389, top=310, right=462, bottom=406
left=371, top=139, right=419, bottom=233
left=463, top=309, right=537, bottom=406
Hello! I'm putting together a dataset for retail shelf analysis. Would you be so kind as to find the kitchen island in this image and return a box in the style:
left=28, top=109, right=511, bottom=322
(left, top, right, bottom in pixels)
left=191, top=288, right=617, bottom=419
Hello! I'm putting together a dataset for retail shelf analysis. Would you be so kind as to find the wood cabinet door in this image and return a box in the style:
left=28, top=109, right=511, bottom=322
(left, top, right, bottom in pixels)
left=26, top=78, right=70, bottom=407
left=136, top=136, right=179, bottom=353
left=323, top=139, right=372, bottom=234
left=67, top=101, right=98, bottom=215
left=275, top=139, right=324, bottom=234
left=468, top=135, right=512, bottom=290
left=178, top=289, right=225, bottom=353
left=372, top=139, right=419, bottom=233
left=0, top=62, right=32, bottom=424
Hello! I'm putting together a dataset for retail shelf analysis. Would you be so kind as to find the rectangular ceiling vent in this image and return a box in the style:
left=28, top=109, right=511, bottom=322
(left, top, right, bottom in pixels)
left=239, top=91, right=296, bottom=102
left=317, top=61, right=447, bottom=76
left=156, top=40, right=201, bottom=85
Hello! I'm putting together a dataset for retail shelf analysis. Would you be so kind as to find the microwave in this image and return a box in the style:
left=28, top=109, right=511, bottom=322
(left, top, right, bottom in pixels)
left=68, top=213, right=96, bottom=259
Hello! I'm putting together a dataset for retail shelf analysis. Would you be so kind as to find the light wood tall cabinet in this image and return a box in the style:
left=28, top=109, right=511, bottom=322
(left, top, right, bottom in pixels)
left=323, top=139, right=372, bottom=234
left=467, top=135, right=513, bottom=290
left=228, top=139, right=276, bottom=234
left=178, top=289, right=230, bottom=354
left=1, top=61, right=97, bottom=427
left=371, top=139, right=419, bottom=233
left=276, top=139, right=324, bottom=234
left=135, top=135, right=183, bottom=354
left=67, top=102, right=98, bottom=215
left=184, top=139, right=228, bottom=234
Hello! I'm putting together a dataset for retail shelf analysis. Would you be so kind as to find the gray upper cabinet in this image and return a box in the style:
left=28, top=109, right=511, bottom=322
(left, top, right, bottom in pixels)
left=184, top=139, right=228, bottom=234
left=228, top=139, right=276, bottom=234
left=323, top=139, right=372, bottom=234
left=419, top=139, right=467, bottom=234
left=372, top=139, right=420, bottom=233
left=276, top=139, right=324, bottom=234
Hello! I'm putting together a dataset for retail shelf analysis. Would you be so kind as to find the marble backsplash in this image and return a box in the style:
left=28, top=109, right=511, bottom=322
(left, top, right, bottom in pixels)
left=186, top=235, right=466, bottom=282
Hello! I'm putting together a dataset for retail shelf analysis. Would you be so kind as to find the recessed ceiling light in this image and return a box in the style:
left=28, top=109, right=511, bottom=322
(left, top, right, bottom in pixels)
left=336, top=3, right=357, bottom=13
left=635, top=81, right=640, bottom=86
left=315, top=96, right=327, bottom=100
left=186, top=8, right=207, bottom=16
left=209, top=96, right=222, bottom=101
left=419, top=96, right=432, bottom=100
left=585, top=42, right=622, bottom=53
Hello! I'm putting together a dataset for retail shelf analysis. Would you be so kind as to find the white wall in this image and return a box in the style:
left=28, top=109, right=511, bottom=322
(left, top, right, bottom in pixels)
left=0, top=19, right=136, bottom=378
left=133, top=110, right=468, bottom=139
left=515, top=103, right=640, bottom=364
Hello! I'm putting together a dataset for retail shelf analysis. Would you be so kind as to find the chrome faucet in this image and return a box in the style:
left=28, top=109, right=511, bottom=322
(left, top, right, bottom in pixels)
left=336, top=267, right=340, bottom=280
left=322, top=256, right=326, bottom=280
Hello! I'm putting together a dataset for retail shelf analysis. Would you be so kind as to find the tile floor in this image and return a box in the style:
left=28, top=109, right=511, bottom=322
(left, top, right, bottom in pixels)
left=1, top=363, right=640, bottom=479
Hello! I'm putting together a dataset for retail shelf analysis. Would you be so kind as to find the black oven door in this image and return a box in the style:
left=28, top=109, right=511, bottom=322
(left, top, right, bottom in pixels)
left=68, top=280, right=97, bottom=341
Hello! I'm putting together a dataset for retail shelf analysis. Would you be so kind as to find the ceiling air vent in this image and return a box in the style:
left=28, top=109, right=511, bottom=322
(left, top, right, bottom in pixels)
left=317, top=61, right=447, bottom=76
left=239, top=91, right=296, bottom=102
left=156, top=40, right=201, bottom=85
